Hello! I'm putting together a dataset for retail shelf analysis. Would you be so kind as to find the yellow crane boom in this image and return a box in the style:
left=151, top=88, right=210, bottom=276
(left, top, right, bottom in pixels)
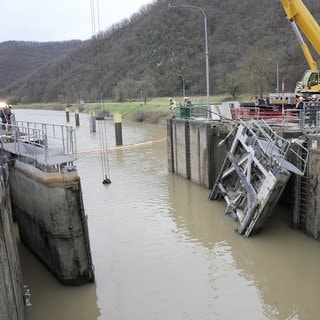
left=280, top=0, right=320, bottom=94
left=280, top=0, right=320, bottom=70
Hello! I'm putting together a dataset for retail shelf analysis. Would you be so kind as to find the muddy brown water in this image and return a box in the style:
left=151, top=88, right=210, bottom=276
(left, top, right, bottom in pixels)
left=14, top=109, right=320, bottom=320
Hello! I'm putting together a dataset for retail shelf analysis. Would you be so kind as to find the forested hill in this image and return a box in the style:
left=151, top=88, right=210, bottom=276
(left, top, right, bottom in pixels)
left=1, top=0, right=320, bottom=104
left=0, top=40, right=82, bottom=90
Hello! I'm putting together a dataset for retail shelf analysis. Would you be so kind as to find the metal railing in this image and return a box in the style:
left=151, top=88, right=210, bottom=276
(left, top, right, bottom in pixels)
left=179, top=105, right=306, bottom=126
left=3, top=121, right=77, bottom=168
left=244, top=119, right=309, bottom=176
left=177, top=103, right=320, bottom=134
left=179, top=105, right=209, bottom=118
left=231, top=107, right=320, bottom=132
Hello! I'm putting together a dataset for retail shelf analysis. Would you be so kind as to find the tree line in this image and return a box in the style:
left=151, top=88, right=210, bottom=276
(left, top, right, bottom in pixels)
left=1, top=0, right=320, bottom=104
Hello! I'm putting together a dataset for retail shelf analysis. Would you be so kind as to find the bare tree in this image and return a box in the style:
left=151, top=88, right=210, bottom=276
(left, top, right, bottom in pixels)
left=240, top=49, right=274, bottom=97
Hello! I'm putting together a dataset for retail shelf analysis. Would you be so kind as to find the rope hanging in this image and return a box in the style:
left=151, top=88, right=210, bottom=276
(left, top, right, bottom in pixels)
left=90, top=0, right=111, bottom=184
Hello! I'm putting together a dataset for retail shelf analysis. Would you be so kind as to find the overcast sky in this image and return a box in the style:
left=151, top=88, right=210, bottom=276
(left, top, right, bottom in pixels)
left=1, top=0, right=153, bottom=42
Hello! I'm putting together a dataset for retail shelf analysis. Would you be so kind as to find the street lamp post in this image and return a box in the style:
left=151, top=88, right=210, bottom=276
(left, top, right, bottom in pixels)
left=276, top=60, right=279, bottom=93
left=178, top=75, right=186, bottom=98
left=276, top=61, right=279, bottom=93
left=269, top=58, right=280, bottom=93
left=168, top=3, right=210, bottom=109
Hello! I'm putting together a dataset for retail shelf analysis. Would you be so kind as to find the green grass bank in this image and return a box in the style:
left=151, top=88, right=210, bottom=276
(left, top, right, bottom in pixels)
left=13, top=94, right=254, bottom=123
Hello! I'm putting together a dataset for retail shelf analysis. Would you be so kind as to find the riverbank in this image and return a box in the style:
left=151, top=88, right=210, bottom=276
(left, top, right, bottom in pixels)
left=11, top=94, right=254, bottom=123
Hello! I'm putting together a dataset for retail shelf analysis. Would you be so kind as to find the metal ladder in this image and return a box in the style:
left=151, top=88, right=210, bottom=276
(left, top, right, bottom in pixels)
left=293, top=141, right=309, bottom=232
left=185, top=121, right=191, bottom=179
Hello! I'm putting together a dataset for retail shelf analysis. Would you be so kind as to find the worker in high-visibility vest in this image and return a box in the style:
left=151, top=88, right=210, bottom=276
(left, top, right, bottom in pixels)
left=169, top=98, right=176, bottom=117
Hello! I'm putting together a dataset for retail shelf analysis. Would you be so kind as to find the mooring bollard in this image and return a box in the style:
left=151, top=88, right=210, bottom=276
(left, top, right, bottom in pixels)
left=89, top=111, right=96, bottom=133
left=114, top=112, right=123, bottom=146
left=75, top=108, right=80, bottom=127
left=66, top=107, right=70, bottom=122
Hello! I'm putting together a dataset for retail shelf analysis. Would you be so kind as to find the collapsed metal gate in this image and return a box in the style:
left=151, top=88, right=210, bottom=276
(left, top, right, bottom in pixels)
left=209, top=119, right=309, bottom=236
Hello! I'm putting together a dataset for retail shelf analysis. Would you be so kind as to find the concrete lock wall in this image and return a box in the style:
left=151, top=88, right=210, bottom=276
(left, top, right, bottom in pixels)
left=189, top=122, right=208, bottom=187
left=0, top=164, right=25, bottom=320
left=171, top=120, right=189, bottom=179
left=9, top=160, right=94, bottom=285
left=167, top=119, right=231, bottom=189
left=289, top=136, right=320, bottom=240
left=304, top=145, right=320, bottom=239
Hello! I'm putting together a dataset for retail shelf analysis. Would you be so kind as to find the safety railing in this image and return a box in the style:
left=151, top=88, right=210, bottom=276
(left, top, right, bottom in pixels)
left=232, top=107, right=298, bottom=121
left=3, top=121, right=77, bottom=168
left=178, top=103, right=320, bottom=133
left=179, top=105, right=305, bottom=127
left=244, top=119, right=309, bottom=176
left=231, top=107, right=317, bottom=130
left=179, top=105, right=209, bottom=119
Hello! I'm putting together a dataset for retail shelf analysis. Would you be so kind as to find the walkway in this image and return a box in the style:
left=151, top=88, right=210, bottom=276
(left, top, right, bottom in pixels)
left=0, top=121, right=76, bottom=172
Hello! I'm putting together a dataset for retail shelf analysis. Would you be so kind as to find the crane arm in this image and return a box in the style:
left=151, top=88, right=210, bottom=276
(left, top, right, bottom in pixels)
left=280, top=0, right=320, bottom=70
left=290, top=20, right=318, bottom=70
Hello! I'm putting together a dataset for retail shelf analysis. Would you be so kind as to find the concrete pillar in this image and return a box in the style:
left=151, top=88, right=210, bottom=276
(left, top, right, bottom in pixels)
left=89, top=111, right=96, bottom=133
left=75, top=108, right=80, bottom=127
left=66, top=107, right=70, bottom=122
left=114, top=112, right=123, bottom=146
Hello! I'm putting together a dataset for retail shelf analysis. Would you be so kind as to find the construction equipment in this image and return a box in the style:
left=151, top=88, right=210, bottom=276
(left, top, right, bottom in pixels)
left=280, top=0, right=320, bottom=97
left=210, top=119, right=309, bottom=236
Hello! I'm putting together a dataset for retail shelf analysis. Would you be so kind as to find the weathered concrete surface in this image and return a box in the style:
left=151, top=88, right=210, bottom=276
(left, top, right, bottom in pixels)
left=0, top=164, right=25, bottom=320
left=167, top=118, right=231, bottom=189
left=9, top=160, right=94, bottom=285
left=167, top=119, right=174, bottom=173
left=189, top=121, right=206, bottom=186
left=292, top=137, right=320, bottom=240
left=305, top=146, right=320, bottom=239
left=170, top=119, right=189, bottom=179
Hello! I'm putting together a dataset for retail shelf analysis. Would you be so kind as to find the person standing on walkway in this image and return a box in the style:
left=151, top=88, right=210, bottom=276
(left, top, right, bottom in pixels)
left=183, top=97, right=192, bottom=107
left=307, top=95, right=320, bottom=127
left=0, top=104, right=12, bottom=130
left=295, top=97, right=305, bottom=129
left=169, top=98, right=176, bottom=117
left=296, top=97, right=304, bottom=110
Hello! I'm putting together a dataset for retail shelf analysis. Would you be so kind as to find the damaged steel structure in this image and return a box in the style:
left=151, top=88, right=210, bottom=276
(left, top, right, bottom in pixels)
left=209, top=119, right=309, bottom=237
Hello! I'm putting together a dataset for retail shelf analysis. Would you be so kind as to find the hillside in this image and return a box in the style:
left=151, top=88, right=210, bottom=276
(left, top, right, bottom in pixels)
left=0, top=40, right=82, bottom=89
left=1, top=0, right=320, bottom=104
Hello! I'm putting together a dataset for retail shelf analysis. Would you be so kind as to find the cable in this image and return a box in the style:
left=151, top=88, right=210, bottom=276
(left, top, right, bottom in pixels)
left=90, top=0, right=111, bottom=184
